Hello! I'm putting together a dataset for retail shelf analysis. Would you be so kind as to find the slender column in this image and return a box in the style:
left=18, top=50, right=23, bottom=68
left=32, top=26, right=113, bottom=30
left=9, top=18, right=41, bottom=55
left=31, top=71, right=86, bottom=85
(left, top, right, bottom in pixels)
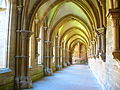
left=59, top=46, right=62, bottom=69
left=96, top=27, right=106, bottom=61
left=58, top=46, right=62, bottom=69
left=62, top=41, right=67, bottom=67
left=92, top=41, right=95, bottom=58
left=67, top=50, right=70, bottom=65
left=55, top=36, right=60, bottom=70
left=15, top=1, right=32, bottom=89
left=64, top=47, right=68, bottom=66
left=69, top=51, right=73, bottom=64
left=49, top=43, right=53, bottom=73
left=43, top=25, right=49, bottom=75
left=108, top=9, right=120, bottom=60
left=110, top=0, right=114, bottom=9
left=46, top=41, right=53, bottom=75
left=34, top=19, right=39, bottom=61
left=61, top=42, right=65, bottom=67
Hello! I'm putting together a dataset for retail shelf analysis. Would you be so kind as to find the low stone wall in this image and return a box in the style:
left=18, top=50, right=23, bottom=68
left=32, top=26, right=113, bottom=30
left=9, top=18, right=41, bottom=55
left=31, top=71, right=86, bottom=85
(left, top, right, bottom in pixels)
left=88, top=57, right=120, bottom=90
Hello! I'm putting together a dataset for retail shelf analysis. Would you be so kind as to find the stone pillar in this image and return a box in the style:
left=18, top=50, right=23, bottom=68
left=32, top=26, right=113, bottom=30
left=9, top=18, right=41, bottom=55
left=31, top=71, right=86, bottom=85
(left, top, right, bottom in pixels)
left=47, top=41, right=53, bottom=75
left=108, top=9, right=120, bottom=60
left=62, top=41, right=67, bottom=67
left=110, top=0, right=114, bottom=9
left=55, top=36, right=59, bottom=70
left=96, top=27, right=106, bottom=61
left=58, top=46, right=62, bottom=69
left=44, top=40, right=53, bottom=76
left=34, top=19, right=39, bottom=62
left=49, top=43, right=54, bottom=72
left=67, top=50, right=71, bottom=66
left=64, top=47, right=68, bottom=66
left=91, top=41, right=95, bottom=58
left=15, top=1, right=32, bottom=89
left=15, top=30, right=32, bottom=89
left=43, top=25, right=49, bottom=75
left=69, top=51, right=73, bottom=64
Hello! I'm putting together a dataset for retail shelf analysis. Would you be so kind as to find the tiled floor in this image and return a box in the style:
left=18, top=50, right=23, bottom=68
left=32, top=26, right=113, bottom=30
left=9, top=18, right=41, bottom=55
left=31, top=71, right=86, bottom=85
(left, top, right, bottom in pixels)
left=25, top=65, right=102, bottom=90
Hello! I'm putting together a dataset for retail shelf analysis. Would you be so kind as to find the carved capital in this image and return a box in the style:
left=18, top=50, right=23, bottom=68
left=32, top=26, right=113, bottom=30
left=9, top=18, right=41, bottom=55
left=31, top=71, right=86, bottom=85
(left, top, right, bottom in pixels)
left=112, top=50, right=120, bottom=60
left=107, top=9, right=120, bottom=19
left=17, top=30, right=33, bottom=39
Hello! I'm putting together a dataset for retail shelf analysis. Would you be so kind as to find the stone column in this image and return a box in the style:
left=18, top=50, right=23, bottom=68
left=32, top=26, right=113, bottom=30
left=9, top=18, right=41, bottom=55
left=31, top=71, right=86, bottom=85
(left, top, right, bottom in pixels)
left=15, top=1, right=32, bottom=89
left=62, top=41, right=67, bottom=67
left=34, top=19, right=39, bottom=62
left=96, top=27, right=106, bottom=61
left=59, top=46, right=63, bottom=69
left=58, top=46, right=62, bottom=69
left=49, top=42, right=54, bottom=73
left=55, top=36, right=60, bottom=70
left=15, top=30, right=32, bottom=89
left=69, top=51, right=73, bottom=64
left=64, top=47, right=68, bottom=66
left=43, top=25, right=49, bottom=75
left=67, top=50, right=70, bottom=66
left=108, top=9, right=120, bottom=60
left=110, top=0, right=114, bottom=9
left=91, top=40, right=95, bottom=58
left=47, top=40, right=53, bottom=75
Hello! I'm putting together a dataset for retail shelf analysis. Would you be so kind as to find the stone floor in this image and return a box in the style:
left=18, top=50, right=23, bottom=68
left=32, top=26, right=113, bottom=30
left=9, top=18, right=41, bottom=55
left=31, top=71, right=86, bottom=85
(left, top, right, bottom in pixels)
left=25, top=65, right=102, bottom=90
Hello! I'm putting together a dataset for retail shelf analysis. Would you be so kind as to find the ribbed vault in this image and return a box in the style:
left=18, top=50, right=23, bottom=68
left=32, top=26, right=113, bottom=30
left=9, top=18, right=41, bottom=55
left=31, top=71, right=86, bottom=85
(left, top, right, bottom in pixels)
left=29, top=0, right=105, bottom=63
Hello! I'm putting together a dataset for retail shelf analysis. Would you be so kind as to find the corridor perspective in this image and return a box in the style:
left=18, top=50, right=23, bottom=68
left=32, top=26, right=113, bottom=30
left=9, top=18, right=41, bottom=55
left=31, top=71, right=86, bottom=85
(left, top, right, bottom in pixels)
left=25, top=65, right=102, bottom=90
left=0, top=0, right=120, bottom=90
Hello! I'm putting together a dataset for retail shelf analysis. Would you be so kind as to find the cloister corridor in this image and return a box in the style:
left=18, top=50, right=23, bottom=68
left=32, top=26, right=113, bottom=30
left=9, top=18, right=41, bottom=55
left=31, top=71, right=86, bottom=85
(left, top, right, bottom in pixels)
left=24, top=65, right=102, bottom=90
left=0, top=0, right=120, bottom=90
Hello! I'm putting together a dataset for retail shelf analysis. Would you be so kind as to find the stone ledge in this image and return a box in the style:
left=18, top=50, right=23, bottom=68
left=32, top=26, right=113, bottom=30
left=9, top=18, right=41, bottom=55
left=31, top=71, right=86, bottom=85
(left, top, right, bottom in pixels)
left=0, top=68, right=12, bottom=74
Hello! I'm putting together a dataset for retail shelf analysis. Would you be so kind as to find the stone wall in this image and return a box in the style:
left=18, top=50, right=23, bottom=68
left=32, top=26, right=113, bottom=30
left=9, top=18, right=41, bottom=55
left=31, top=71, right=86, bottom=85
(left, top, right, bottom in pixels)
left=88, top=17, right=120, bottom=90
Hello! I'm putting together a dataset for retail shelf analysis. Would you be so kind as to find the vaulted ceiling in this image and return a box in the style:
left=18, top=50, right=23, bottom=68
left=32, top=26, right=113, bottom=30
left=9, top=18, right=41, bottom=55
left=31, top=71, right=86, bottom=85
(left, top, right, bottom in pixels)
left=28, top=0, right=107, bottom=50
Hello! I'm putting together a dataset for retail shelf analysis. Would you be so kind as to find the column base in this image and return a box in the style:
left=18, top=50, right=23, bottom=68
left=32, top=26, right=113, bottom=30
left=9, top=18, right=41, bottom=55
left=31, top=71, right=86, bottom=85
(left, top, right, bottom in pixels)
left=56, top=65, right=62, bottom=70
left=44, top=68, right=53, bottom=76
left=59, top=65, right=62, bottom=70
left=15, top=76, right=32, bottom=89
left=62, top=62, right=67, bottom=68
left=66, top=61, right=71, bottom=66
